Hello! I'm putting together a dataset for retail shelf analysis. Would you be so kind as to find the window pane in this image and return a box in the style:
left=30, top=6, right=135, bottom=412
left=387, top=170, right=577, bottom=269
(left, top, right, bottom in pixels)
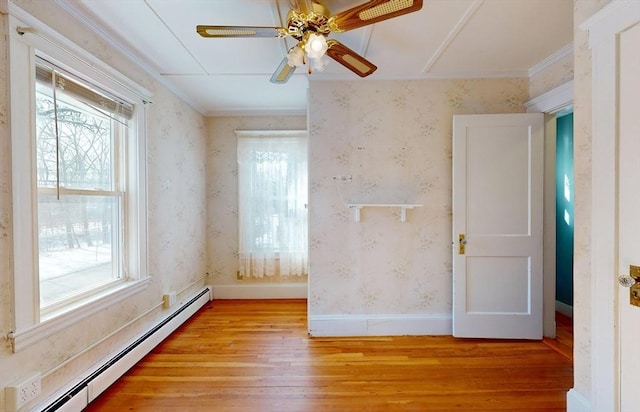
left=236, top=134, right=308, bottom=278
left=36, top=82, right=114, bottom=191
left=238, top=137, right=308, bottom=252
left=38, top=194, right=121, bottom=306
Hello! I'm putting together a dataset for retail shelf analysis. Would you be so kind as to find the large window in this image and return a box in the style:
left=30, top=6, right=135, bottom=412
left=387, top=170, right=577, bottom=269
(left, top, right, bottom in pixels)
left=35, top=60, right=130, bottom=312
left=236, top=131, right=308, bottom=278
left=8, top=11, right=150, bottom=351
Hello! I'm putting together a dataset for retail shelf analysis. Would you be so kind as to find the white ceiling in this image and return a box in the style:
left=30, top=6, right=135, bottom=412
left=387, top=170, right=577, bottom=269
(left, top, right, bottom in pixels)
left=59, top=0, right=574, bottom=116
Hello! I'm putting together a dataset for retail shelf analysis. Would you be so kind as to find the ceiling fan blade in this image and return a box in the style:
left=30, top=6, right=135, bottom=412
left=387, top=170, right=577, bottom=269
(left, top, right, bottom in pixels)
left=288, top=0, right=314, bottom=14
left=325, top=40, right=377, bottom=78
left=270, top=57, right=297, bottom=84
left=333, top=0, right=423, bottom=32
left=196, top=25, right=284, bottom=38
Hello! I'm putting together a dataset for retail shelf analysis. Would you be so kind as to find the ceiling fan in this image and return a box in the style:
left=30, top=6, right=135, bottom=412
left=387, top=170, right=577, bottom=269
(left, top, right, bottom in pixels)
left=196, top=0, right=423, bottom=84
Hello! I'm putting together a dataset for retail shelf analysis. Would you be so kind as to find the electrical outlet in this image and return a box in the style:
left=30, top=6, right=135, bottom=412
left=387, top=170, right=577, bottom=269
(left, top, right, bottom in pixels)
left=333, top=175, right=352, bottom=182
left=5, top=372, right=41, bottom=411
left=162, top=291, right=177, bottom=308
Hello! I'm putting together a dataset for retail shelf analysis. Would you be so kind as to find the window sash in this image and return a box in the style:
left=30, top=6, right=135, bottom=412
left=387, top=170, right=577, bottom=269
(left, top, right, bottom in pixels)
left=35, top=59, right=128, bottom=312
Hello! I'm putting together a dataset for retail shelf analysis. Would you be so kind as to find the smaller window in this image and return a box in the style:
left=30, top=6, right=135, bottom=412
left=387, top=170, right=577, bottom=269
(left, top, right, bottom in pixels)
left=236, top=130, right=308, bottom=278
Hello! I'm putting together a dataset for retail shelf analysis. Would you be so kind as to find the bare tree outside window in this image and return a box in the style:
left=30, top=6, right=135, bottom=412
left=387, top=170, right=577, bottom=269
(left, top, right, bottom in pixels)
left=36, top=79, right=123, bottom=308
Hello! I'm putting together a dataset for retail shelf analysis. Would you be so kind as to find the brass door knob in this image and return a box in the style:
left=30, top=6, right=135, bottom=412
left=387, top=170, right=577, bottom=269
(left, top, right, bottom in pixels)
left=458, top=234, right=466, bottom=255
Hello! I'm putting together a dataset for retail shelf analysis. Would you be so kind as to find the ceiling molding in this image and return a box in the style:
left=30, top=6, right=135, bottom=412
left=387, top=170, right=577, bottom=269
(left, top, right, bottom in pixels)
left=418, top=70, right=527, bottom=79
left=53, top=0, right=208, bottom=115
left=54, top=0, right=161, bottom=75
left=525, top=80, right=573, bottom=113
left=528, top=42, right=574, bottom=78
left=235, top=129, right=307, bottom=137
left=312, top=70, right=528, bottom=81
left=207, top=108, right=307, bottom=117
left=422, top=0, right=484, bottom=74
left=358, top=26, right=374, bottom=57
left=145, top=1, right=209, bottom=75
left=9, top=1, right=153, bottom=101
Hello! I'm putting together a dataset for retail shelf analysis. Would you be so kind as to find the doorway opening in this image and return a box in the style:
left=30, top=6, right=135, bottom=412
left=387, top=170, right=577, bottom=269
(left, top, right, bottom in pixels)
left=550, top=111, right=574, bottom=361
left=555, top=112, right=574, bottom=317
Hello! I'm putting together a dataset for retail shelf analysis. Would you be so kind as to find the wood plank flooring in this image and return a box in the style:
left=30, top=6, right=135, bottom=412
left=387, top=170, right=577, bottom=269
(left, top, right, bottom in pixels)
left=543, top=312, right=573, bottom=362
left=87, top=300, right=573, bottom=412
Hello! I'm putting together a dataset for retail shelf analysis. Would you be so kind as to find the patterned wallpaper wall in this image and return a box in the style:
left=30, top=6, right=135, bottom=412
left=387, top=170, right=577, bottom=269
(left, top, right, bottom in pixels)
left=206, top=115, right=308, bottom=285
left=572, top=0, right=612, bottom=401
left=0, top=1, right=207, bottom=404
left=0, top=0, right=607, bottom=406
left=307, top=78, right=529, bottom=318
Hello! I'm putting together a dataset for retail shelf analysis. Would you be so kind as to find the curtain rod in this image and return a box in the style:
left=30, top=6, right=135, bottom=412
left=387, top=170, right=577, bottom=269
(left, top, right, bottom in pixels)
left=16, top=26, right=153, bottom=105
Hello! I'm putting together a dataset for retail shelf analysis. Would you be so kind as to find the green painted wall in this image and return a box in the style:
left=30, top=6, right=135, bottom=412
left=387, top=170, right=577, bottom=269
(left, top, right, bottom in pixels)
left=556, top=113, right=573, bottom=306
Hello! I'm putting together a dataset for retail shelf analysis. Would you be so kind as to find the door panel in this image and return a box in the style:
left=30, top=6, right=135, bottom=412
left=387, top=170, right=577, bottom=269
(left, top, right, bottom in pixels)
left=453, top=113, right=544, bottom=339
left=618, top=20, right=640, bottom=411
left=466, top=256, right=530, bottom=313
left=466, top=126, right=530, bottom=235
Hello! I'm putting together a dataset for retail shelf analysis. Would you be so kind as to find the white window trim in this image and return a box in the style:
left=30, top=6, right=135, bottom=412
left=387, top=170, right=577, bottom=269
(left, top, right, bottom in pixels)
left=7, top=6, right=152, bottom=352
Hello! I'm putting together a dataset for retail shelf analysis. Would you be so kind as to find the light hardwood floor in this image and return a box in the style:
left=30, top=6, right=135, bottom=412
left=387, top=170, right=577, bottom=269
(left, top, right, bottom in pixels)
left=87, top=299, right=573, bottom=411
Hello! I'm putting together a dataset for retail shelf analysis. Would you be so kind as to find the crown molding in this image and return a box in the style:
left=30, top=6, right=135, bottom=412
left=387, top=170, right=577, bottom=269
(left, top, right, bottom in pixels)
left=528, top=42, right=574, bottom=78
left=53, top=0, right=207, bottom=115
left=208, top=108, right=307, bottom=117
left=524, top=80, right=573, bottom=114
left=312, top=70, right=528, bottom=81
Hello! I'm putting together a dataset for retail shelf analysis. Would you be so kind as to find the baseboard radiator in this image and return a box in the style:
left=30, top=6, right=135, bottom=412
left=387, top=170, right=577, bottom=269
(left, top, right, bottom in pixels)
left=39, top=285, right=213, bottom=412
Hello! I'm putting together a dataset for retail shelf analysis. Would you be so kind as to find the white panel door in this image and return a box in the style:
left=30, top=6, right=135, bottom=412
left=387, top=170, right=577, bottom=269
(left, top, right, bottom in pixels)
left=618, top=20, right=640, bottom=411
left=452, top=113, right=544, bottom=339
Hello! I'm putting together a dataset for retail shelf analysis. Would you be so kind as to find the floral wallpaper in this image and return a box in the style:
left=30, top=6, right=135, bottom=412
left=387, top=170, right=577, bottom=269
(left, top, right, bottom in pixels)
left=307, top=78, right=529, bottom=318
left=0, top=1, right=207, bottom=407
left=572, top=0, right=612, bottom=402
left=206, top=115, right=308, bottom=285
left=0, top=0, right=614, bottom=407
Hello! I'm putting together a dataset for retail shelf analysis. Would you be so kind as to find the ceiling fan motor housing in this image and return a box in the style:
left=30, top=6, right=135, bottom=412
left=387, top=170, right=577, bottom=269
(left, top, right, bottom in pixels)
left=286, top=2, right=336, bottom=41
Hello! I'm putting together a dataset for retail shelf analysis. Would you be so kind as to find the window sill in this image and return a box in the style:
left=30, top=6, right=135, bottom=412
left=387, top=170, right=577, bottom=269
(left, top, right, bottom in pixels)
left=9, top=277, right=151, bottom=353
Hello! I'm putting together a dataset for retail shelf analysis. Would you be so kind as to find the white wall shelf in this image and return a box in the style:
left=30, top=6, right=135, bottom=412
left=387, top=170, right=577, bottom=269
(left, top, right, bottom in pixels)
left=347, top=204, right=423, bottom=223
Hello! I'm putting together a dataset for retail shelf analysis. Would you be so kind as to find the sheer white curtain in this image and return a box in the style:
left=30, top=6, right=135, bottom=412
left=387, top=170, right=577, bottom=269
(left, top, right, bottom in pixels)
left=236, top=131, right=308, bottom=278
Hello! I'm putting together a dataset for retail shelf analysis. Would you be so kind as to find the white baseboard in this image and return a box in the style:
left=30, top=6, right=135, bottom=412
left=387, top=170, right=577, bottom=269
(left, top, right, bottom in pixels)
left=308, top=313, right=452, bottom=337
left=556, top=300, right=573, bottom=318
left=212, top=283, right=307, bottom=299
left=33, top=286, right=212, bottom=412
left=567, top=388, right=590, bottom=412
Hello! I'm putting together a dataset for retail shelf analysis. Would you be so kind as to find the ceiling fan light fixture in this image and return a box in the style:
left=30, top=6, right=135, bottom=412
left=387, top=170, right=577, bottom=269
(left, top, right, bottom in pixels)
left=310, top=56, right=328, bottom=72
left=304, top=32, right=328, bottom=59
left=287, top=46, right=305, bottom=67
left=286, top=33, right=329, bottom=73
